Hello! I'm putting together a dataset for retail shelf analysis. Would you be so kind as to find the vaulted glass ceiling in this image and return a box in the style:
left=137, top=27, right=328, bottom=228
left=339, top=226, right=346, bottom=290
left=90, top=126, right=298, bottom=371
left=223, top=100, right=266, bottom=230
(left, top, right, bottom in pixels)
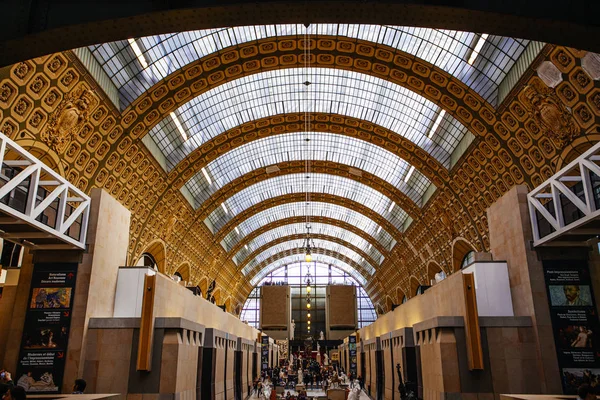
left=185, top=131, right=432, bottom=208
left=233, top=222, right=384, bottom=267
left=221, top=202, right=395, bottom=252
left=206, top=174, right=407, bottom=234
left=88, top=24, right=528, bottom=110
left=250, top=254, right=368, bottom=286
left=148, top=68, right=470, bottom=170
left=240, top=238, right=376, bottom=277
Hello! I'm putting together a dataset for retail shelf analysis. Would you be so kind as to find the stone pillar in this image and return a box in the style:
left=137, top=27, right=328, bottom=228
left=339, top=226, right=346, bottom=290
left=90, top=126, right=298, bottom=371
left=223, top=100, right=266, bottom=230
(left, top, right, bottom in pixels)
left=1, top=249, right=34, bottom=371
left=487, top=185, right=561, bottom=393
left=62, top=188, right=131, bottom=392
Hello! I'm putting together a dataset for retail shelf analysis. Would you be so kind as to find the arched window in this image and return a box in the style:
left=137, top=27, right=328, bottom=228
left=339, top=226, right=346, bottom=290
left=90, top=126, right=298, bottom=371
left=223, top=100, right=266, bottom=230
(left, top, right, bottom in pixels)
left=416, top=285, right=424, bottom=295
left=402, top=296, right=408, bottom=304
left=138, top=253, right=158, bottom=270
left=461, top=251, right=475, bottom=269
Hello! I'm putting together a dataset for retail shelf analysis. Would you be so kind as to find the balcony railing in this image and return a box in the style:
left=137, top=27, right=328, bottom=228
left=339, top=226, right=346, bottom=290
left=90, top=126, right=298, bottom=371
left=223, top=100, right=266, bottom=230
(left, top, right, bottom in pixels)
left=0, top=131, right=90, bottom=250
left=528, top=140, right=600, bottom=247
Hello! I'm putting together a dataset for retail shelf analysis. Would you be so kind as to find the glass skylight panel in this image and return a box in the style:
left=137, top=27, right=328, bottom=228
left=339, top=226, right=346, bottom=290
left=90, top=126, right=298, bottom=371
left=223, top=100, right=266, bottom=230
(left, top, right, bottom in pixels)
left=147, top=68, right=469, bottom=170
left=184, top=131, right=432, bottom=208
left=206, top=174, right=406, bottom=233
left=233, top=222, right=383, bottom=265
left=241, top=238, right=375, bottom=277
left=89, top=25, right=527, bottom=109
left=250, top=256, right=367, bottom=285
left=220, top=202, right=395, bottom=252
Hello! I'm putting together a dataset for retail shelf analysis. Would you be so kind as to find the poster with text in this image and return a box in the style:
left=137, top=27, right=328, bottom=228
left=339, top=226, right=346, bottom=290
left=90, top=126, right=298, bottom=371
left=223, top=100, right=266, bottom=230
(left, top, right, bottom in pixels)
left=261, top=335, right=270, bottom=371
left=543, top=260, right=600, bottom=394
left=16, top=263, right=78, bottom=394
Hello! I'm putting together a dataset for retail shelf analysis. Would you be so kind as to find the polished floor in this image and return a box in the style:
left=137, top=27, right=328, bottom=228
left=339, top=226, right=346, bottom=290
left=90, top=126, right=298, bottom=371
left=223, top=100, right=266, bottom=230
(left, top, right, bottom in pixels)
left=249, top=387, right=370, bottom=399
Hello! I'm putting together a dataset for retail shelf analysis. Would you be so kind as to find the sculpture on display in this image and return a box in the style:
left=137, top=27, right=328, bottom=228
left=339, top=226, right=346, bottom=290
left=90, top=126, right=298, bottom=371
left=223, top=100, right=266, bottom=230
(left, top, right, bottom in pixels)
left=298, top=368, right=304, bottom=384
left=324, top=353, right=329, bottom=366
left=319, top=331, right=325, bottom=340
left=290, top=319, right=295, bottom=340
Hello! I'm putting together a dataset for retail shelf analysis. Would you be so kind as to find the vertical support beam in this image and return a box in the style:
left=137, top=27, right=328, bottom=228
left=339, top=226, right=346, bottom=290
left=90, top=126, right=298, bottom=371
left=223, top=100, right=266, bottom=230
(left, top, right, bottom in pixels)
left=462, top=273, right=483, bottom=370
left=137, top=273, right=156, bottom=371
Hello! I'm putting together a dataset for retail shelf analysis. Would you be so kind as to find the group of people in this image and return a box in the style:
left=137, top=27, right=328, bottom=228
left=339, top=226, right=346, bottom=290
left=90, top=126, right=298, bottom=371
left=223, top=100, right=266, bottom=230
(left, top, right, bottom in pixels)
left=0, top=369, right=87, bottom=400
left=252, top=356, right=364, bottom=399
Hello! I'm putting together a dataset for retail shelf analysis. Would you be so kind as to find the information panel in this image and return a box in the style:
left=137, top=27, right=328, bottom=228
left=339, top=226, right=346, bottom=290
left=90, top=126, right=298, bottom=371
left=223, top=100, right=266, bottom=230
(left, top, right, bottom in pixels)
left=349, top=335, right=357, bottom=377
left=543, top=260, right=600, bottom=394
left=261, top=335, right=270, bottom=371
left=16, top=263, right=78, bottom=394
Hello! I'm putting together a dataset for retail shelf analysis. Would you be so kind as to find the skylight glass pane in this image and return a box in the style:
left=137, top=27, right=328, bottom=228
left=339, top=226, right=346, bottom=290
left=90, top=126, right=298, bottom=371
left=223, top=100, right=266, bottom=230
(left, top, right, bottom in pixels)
left=185, top=131, right=432, bottom=208
left=146, top=68, right=467, bottom=170
left=206, top=174, right=406, bottom=234
left=233, top=222, right=384, bottom=266
left=221, top=202, right=394, bottom=252
left=89, top=24, right=528, bottom=110
left=241, top=238, right=375, bottom=277
left=250, top=256, right=366, bottom=285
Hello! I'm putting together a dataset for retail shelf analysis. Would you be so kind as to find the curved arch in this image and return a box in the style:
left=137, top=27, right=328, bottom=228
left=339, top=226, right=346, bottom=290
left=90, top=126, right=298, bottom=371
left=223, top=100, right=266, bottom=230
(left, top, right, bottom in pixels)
left=199, top=277, right=208, bottom=297
left=246, top=248, right=371, bottom=285
left=386, top=296, right=394, bottom=312
left=396, top=287, right=406, bottom=305
left=452, top=237, right=477, bottom=272
left=205, top=173, right=411, bottom=236
left=4, top=4, right=594, bottom=67
left=197, top=163, right=421, bottom=224
left=212, top=288, right=221, bottom=304
left=182, top=132, right=433, bottom=208
left=228, top=215, right=389, bottom=258
left=555, top=135, right=600, bottom=172
left=175, top=262, right=191, bottom=282
left=118, top=35, right=497, bottom=154
left=241, top=237, right=376, bottom=277
left=148, top=68, right=471, bottom=170
left=409, top=276, right=421, bottom=298
left=168, top=113, right=449, bottom=190
left=218, top=197, right=397, bottom=250
left=426, top=260, right=443, bottom=285
left=224, top=297, right=231, bottom=312
left=16, top=139, right=66, bottom=177
left=237, top=233, right=379, bottom=273
left=233, top=223, right=383, bottom=264
left=136, top=239, right=167, bottom=273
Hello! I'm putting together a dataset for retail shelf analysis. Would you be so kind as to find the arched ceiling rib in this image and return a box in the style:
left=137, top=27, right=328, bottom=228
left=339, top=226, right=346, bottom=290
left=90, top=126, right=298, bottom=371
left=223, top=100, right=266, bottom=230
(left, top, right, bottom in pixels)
left=148, top=68, right=470, bottom=170
left=166, top=113, right=450, bottom=190
left=225, top=209, right=392, bottom=254
left=205, top=173, right=409, bottom=234
left=241, top=238, right=376, bottom=277
left=184, top=131, right=431, bottom=208
left=233, top=224, right=384, bottom=266
left=89, top=25, right=528, bottom=109
left=195, top=162, right=422, bottom=225
left=248, top=251, right=370, bottom=286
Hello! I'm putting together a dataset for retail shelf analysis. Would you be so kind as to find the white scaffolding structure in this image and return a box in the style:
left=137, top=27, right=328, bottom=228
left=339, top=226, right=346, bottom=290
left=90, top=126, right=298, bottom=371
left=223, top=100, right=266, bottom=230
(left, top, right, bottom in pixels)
left=528, top=140, right=600, bottom=247
left=0, top=131, right=90, bottom=250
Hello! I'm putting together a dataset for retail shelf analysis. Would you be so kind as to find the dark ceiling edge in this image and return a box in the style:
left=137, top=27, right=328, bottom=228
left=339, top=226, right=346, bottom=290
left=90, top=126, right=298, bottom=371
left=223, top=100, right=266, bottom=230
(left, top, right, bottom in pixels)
left=1, top=1, right=599, bottom=66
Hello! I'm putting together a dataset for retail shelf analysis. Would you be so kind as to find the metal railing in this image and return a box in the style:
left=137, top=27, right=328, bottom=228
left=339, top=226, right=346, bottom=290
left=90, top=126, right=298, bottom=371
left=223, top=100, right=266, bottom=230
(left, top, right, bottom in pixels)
left=528, top=140, right=600, bottom=247
left=0, top=131, right=90, bottom=249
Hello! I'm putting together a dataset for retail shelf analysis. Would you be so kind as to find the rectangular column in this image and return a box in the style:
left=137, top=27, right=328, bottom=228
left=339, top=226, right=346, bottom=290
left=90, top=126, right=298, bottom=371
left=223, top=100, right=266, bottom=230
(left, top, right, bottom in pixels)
left=488, top=185, right=561, bottom=393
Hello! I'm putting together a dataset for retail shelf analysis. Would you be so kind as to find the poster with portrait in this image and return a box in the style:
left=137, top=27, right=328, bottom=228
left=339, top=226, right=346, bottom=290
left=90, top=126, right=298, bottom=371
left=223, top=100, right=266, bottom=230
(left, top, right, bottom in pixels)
left=16, top=263, right=78, bottom=394
left=543, top=260, right=600, bottom=394
left=349, top=335, right=357, bottom=377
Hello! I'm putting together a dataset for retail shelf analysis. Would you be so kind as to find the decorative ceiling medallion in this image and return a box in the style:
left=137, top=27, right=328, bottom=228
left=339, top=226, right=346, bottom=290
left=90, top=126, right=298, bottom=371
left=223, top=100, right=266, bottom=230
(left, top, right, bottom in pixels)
left=519, top=80, right=579, bottom=148
left=42, top=84, right=97, bottom=153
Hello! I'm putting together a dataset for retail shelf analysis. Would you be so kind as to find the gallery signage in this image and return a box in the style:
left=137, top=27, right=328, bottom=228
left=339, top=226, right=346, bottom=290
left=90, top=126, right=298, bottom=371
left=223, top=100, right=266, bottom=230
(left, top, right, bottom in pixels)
left=543, top=259, right=600, bottom=394
left=16, top=263, right=78, bottom=394
left=349, top=335, right=357, bottom=377
left=261, top=335, right=270, bottom=371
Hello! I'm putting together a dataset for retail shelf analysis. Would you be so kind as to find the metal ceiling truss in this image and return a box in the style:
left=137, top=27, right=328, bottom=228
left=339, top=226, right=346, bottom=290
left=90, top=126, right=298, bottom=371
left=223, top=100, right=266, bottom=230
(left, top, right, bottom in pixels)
left=528, top=140, right=600, bottom=247
left=0, top=132, right=90, bottom=250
